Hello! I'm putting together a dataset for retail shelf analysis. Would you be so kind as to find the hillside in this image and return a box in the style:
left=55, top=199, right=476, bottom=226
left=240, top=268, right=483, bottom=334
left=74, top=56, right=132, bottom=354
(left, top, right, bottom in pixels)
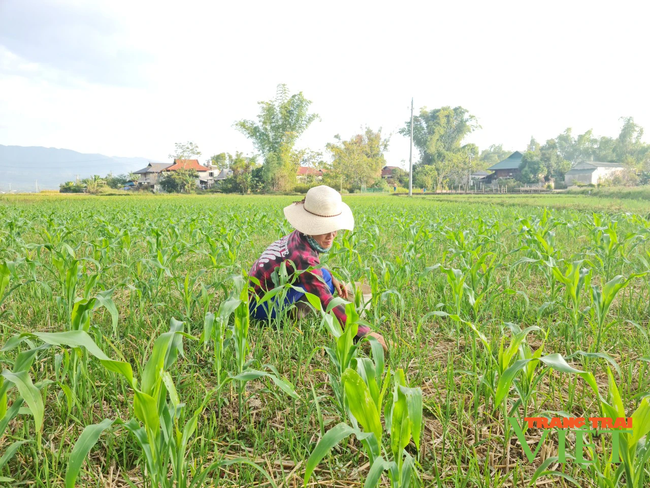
left=0, top=145, right=152, bottom=192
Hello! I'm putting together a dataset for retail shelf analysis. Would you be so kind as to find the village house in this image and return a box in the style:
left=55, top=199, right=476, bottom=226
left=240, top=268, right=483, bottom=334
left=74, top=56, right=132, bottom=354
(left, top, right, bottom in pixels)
left=165, top=159, right=213, bottom=188
left=381, top=165, right=401, bottom=179
left=133, top=162, right=172, bottom=188
left=296, top=166, right=324, bottom=182
left=564, top=162, right=625, bottom=186
left=485, top=151, right=523, bottom=181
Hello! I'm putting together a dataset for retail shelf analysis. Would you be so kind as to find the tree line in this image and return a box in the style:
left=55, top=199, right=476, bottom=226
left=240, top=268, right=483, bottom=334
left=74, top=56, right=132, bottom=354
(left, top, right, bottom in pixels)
left=61, top=84, right=650, bottom=194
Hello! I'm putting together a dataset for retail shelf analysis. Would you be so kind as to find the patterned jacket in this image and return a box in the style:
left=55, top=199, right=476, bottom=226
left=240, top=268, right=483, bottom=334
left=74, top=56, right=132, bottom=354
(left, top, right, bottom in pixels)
left=248, top=230, right=370, bottom=337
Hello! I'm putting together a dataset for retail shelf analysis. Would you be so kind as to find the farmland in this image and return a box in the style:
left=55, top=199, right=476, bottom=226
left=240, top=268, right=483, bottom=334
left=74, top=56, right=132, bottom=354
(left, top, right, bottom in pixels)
left=1, top=193, right=650, bottom=487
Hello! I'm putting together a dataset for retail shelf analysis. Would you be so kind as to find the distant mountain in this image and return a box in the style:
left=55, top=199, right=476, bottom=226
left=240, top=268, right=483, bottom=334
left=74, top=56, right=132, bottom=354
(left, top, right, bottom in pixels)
left=0, top=145, right=155, bottom=192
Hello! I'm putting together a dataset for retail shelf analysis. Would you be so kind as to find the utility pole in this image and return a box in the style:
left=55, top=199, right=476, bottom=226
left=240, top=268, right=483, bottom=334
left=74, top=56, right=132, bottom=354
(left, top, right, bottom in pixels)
left=408, top=98, right=414, bottom=197
left=35, top=180, right=39, bottom=193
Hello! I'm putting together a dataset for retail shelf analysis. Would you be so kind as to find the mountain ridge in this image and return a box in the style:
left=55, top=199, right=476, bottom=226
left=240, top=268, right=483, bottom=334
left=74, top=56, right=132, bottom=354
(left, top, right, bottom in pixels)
left=0, top=145, right=156, bottom=191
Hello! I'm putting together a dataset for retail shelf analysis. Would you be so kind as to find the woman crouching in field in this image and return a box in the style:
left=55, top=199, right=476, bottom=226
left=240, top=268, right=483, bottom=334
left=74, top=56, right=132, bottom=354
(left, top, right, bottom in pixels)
left=248, top=185, right=388, bottom=352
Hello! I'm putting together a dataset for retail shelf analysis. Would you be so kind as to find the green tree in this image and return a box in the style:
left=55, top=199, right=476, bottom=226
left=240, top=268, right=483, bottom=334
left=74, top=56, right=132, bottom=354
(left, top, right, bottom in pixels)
left=209, top=153, right=230, bottom=170
left=479, top=144, right=511, bottom=167
left=555, top=128, right=597, bottom=165
left=615, top=117, right=649, bottom=169
left=518, top=152, right=545, bottom=184
left=235, top=84, right=319, bottom=192
left=414, top=165, right=437, bottom=190
left=227, top=152, right=258, bottom=194
left=82, top=175, right=106, bottom=194
left=539, top=139, right=571, bottom=180
left=160, top=169, right=198, bottom=193
left=400, top=106, right=479, bottom=190
left=325, top=128, right=389, bottom=191
left=105, top=173, right=129, bottom=189
left=169, top=142, right=201, bottom=161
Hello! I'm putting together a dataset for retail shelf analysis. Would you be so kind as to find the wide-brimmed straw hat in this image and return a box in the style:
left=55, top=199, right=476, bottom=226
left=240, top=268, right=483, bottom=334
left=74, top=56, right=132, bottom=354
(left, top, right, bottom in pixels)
left=283, top=185, right=354, bottom=235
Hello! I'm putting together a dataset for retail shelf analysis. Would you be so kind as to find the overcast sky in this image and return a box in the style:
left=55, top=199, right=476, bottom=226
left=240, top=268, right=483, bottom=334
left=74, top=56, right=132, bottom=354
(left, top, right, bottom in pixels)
left=1, top=0, right=649, bottom=168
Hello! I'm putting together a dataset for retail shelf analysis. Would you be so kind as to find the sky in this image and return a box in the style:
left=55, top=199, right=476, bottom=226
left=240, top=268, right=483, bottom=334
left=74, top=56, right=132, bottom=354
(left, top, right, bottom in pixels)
left=1, top=0, right=649, bottom=169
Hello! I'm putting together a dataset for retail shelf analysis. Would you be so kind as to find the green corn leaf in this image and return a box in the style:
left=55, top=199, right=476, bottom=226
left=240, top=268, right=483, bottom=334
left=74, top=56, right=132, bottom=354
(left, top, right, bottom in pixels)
left=400, top=385, right=423, bottom=451
left=230, top=369, right=299, bottom=399
left=161, top=371, right=180, bottom=409
left=0, top=262, right=10, bottom=300
left=31, top=331, right=135, bottom=388
left=390, top=383, right=411, bottom=459
left=630, top=396, right=650, bottom=448
left=141, top=330, right=177, bottom=395
left=495, top=359, right=532, bottom=410
left=201, top=312, right=214, bottom=344
left=538, top=353, right=600, bottom=397
left=94, top=290, right=119, bottom=335
left=65, top=418, right=114, bottom=488
left=0, top=440, right=30, bottom=471
left=1, top=370, right=43, bottom=432
left=606, top=367, right=625, bottom=418
left=401, top=451, right=416, bottom=488
left=0, top=398, right=24, bottom=437
left=364, top=456, right=394, bottom=488
left=342, top=368, right=382, bottom=444
left=570, top=351, right=621, bottom=377
left=304, top=422, right=357, bottom=486
left=134, top=390, right=160, bottom=436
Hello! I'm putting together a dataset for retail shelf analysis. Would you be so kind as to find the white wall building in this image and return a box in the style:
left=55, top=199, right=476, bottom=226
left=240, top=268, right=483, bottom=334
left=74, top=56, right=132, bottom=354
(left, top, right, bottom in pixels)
left=564, top=162, right=625, bottom=186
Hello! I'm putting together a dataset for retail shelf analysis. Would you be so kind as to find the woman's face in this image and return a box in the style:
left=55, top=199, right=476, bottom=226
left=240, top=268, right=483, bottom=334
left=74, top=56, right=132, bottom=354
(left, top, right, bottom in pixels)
left=311, top=231, right=337, bottom=250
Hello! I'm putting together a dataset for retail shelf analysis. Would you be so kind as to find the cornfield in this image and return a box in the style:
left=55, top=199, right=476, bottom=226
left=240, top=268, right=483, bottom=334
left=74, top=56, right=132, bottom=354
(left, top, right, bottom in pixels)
left=1, top=193, right=650, bottom=487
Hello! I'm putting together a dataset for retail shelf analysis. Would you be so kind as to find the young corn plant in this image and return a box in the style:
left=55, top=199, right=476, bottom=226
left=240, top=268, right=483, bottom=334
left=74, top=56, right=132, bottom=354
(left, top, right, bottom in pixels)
left=304, top=367, right=422, bottom=488
left=0, top=346, right=45, bottom=481
left=581, top=367, right=650, bottom=487
left=589, top=272, right=647, bottom=352
left=30, top=319, right=280, bottom=488
left=551, top=260, right=592, bottom=345
left=220, top=275, right=299, bottom=417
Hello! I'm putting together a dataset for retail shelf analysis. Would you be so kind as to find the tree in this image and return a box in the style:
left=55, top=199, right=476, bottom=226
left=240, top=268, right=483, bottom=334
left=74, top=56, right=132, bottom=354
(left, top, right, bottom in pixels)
left=227, top=152, right=258, bottom=194
left=539, top=139, right=571, bottom=180
left=518, top=153, right=545, bottom=184
left=479, top=144, right=511, bottom=167
left=209, top=153, right=229, bottom=170
left=555, top=128, right=597, bottom=165
left=414, top=165, right=437, bottom=190
left=324, top=128, right=389, bottom=191
left=105, top=173, right=129, bottom=189
left=169, top=142, right=201, bottom=162
left=400, top=106, right=479, bottom=191
left=235, top=84, right=319, bottom=192
left=59, top=181, right=84, bottom=193
left=128, top=172, right=140, bottom=183
left=83, top=175, right=106, bottom=194
left=160, top=169, right=198, bottom=193
left=615, top=117, right=649, bottom=169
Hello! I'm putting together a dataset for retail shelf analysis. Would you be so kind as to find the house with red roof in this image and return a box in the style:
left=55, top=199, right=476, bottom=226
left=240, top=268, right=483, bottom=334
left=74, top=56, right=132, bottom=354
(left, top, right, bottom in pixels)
left=296, top=166, right=324, bottom=182
left=165, top=159, right=214, bottom=189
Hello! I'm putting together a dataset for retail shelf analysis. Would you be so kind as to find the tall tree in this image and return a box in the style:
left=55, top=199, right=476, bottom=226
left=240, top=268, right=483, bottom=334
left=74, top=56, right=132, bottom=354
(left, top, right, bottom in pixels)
left=615, top=117, right=649, bottom=169
left=209, top=153, right=229, bottom=170
left=169, top=142, right=201, bottom=161
left=555, top=128, right=597, bottom=165
left=325, top=128, right=389, bottom=191
left=479, top=144, right=511, bottom=167
left=228, top=152, right=258, bottom=194
left=400, top=106, right=479, bottom=190
left=235, top=84, right=319, bottom=191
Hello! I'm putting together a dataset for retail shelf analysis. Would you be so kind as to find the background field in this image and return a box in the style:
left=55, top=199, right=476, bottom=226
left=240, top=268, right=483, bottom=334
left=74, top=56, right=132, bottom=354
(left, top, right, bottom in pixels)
left=1, top=193, right=650, bottom=487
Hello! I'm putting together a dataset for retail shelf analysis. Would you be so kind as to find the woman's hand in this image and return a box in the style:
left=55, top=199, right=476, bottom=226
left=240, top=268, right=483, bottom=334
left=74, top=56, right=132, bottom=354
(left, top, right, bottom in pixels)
left=367, top=332, right=388, bottom=354
left=332, top=276, right=349, bottom=299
